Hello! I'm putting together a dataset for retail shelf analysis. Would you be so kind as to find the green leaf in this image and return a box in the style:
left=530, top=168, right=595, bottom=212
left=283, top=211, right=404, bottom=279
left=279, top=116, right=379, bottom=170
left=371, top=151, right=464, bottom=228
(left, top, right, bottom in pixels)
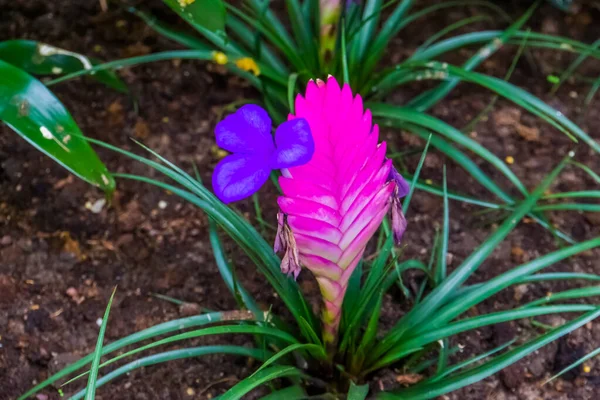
left=348, top=381, right=370, bottom=400
left=252, top=343, right=325, bottom=375
left=260, top=386, right=307, bottom=400
left=220, top=366, right=304, bottom=400
left=0, top=40, right=127, bottom=92
left=69, top=346, right=269, bottom=400
left=374, top=305, right=595, bottom=371
left=408, top=1, right=536, bottom=111
left=208, top=219, right=261, bottom=316
left=379, top=308, right=600, bottom=400
left=0, top=59, right=115, bottom=193
left=84, top=288, right=116, bottom=400
left=75, top=137, right=319, bottom=339
left=356, top=292, right=383, bottom=356
left=163, top=0, right=226, bottom=33
left=64, top=324, right=293, bottom=386
left=129, top=8, right=212, bottom=50
left=19, top=312, right=229, bottom=399
left=419, top=237, right=600, bottom=333
left=544, top=345, right=600, bottom=384
left=436, top=166, right=449, bottom=284
left=370, top=154, right=573, bottom=363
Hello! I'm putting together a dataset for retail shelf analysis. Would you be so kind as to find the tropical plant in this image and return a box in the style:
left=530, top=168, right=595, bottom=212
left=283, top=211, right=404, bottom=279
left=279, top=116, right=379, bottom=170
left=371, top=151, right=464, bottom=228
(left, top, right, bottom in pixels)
left=34, top=0, right=600, bottom=243
left=21, top=76, right=600, bottom=400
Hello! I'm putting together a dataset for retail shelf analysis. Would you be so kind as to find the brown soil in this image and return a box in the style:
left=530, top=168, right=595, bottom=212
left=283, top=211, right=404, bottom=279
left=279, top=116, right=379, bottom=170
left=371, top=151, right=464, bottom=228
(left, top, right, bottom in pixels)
left=1, top=1, right=599, bottom=399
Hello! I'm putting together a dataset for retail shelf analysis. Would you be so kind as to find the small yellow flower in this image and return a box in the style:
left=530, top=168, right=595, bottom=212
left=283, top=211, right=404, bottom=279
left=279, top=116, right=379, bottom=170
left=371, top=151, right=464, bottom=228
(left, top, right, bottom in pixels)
left=235, top=57, right=261, bottom=76
left=505, top=156, right=515, bottom=165
left=178, top=0, right=195, bottom=7
left=583, top=364, right=591, bottom=373
left=212, top=51, right=228, bottom=65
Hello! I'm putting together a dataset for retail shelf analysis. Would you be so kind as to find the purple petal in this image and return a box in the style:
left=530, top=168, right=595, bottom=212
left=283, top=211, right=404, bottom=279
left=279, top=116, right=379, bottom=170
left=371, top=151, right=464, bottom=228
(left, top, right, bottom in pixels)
left=215, top=104, right=275, bottom=154
left=212, top=153, right=270, bottom=203
left=389, top=165, right=410, bottom=198
left=270, top=118, right=314, bottom=169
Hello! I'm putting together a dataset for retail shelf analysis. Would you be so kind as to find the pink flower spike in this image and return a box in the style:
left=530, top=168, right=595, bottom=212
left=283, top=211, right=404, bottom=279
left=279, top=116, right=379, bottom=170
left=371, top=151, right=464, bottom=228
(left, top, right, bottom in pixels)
left=274, top=76, right=409, bottom=346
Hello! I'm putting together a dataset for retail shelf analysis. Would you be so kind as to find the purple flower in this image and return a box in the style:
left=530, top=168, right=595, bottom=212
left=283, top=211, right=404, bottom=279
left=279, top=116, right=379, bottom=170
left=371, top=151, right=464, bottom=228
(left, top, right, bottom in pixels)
left=212, top=104, right=315, bottom=203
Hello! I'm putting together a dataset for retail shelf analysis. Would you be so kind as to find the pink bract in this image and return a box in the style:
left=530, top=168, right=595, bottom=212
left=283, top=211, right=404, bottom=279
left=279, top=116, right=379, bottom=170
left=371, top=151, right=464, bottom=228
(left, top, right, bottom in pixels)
left=275, top=76, right=407, bottom=345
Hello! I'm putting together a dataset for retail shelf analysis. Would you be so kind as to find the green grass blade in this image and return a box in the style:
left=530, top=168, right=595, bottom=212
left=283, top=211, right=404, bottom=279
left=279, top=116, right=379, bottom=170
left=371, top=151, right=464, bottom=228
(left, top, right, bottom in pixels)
left=84, top=288, right=116, bottom=400
left=379, top=308, right=600, bottom=400
left=551, top=38, right=600, bottom=94
left=362, top=0, right=509, bottom=85
left=402, top=133, right=432, bottom=213
left=570, top=161, right=600, bottom=184
left=129, top=8, right=211, bottom=50
left=429, top=339, right=516, bottom=382
left=410, top=30, right=600, bottom=63
left=372, top=106, right=527, bottom=199
left=225, top=3, right=306, bottom=71
left=418, top=236, right=600, bottom=333
left=69, top=346, right=268, bottom=400
left=18, top=312, right=231, bottom=399
left=45, top=50, right=213, bottom=86
left=408, top=2, right=537, bottom=111
left=543, top=190, right=600, bottom=200
left=351, top=0, right=383, bottom=68
left=0, top=59, right=115, bottom=194
left=371, top=154, right=572, bottom=361
left=288, top=73, right=299, bottom=112
left=220, top=366, right=305, bottom=400
left=436, top=166, right=449, bottom=284
left=208, top=219, right=261, bottom=316
left=69, top=135, right=319, bottom=338
left=341, top=22, right=350, bottom=84
left=374, top=304, right=595, bottom=370
left=544, top=345, right=600, bottom=385
left=252, top=343, right=325, bottom=376
left=523, top=286, right=600, bottom=308
left=65, top=324, right=296, bottom=386
left=415, top=15, right=491, bottom=55
left=401, top=62, right=600, bottom=153
left=384, top=121, right=573, bottom=243
left=226, top=14, right=289, bottom=75
left=521, top=272, right=600, bottom=283
left=285, top=0, right=318, bottom=71
left=246, top=0, right=296, bottom=52
left=0, top=39, right=127, bottom=92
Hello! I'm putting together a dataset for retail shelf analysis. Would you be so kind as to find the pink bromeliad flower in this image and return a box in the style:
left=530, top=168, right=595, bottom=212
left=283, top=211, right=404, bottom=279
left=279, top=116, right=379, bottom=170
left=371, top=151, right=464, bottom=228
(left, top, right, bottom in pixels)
left=275, top=76, right=408, bottom=344
left=212, top=76, right=408, bottom=345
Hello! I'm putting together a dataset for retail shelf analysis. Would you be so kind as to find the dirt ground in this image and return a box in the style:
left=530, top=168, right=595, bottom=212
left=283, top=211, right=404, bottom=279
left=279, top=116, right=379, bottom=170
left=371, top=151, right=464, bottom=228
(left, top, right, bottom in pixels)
left=1, top=1, right=600, bottom=399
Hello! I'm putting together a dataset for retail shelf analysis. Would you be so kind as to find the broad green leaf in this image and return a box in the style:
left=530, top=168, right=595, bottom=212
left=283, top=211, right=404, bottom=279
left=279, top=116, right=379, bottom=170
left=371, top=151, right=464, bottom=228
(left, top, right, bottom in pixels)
left=0, top=59, right=115, bottom=193
left=0, top=40, right=127, bottom=92
left=348, top=381, right=370, bottom=400
left=163, top=0, right=226, bottom=33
